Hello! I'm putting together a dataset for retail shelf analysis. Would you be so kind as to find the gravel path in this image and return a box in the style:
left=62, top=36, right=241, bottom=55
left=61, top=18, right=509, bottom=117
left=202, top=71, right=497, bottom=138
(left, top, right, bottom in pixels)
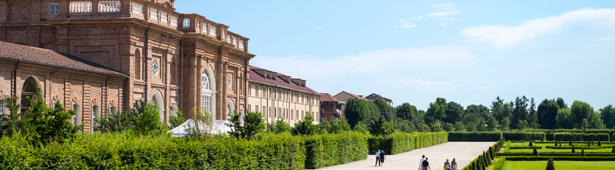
left=318, top=142, right=495, bottom=170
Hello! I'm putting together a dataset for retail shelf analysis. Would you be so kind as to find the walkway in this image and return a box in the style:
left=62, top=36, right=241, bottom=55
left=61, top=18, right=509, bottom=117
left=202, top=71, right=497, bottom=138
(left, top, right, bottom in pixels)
left=318, top=142, right=495, bottom=170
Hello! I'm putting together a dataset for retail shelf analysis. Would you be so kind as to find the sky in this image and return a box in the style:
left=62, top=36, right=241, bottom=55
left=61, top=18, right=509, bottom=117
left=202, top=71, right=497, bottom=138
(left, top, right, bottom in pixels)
left=176, top=0, right=615, bottom=111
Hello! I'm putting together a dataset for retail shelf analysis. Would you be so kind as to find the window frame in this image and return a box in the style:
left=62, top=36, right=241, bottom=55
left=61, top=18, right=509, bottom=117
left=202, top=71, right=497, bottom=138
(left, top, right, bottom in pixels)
left=49, top=3, right=60, bottom=15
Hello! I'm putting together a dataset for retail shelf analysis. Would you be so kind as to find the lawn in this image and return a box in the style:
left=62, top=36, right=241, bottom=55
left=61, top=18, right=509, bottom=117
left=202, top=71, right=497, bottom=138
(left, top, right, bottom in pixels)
left=505, top=142, right=614, bottom=153
left=501, top=161, right=615, bottom=170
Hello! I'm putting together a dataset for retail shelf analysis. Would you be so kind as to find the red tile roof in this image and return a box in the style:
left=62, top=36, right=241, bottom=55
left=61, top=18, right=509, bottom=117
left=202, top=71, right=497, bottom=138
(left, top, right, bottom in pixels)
left=0, top=41, right=128, bottom=78
left=248, top=65, right=319, bottom=94
left=365, top=93, right=392, bottom=101
left=336, top=91, right=368, bottom=101
left=319, top=93, right=338, bottom=102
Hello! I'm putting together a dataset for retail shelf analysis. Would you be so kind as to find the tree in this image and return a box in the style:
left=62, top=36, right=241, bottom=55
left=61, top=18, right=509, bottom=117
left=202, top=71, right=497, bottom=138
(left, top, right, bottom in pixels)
left=546, top=158, right=555, bottom=170
left=0, top=96, right=21, bottom=137
left=353, top=121, right=369, bottom=134
left=430, top=120, right=443, bottom=132
left=556, top=97, right=567, bottom=109
left=571, top=101, right=593, bottom=128
left=491, top=96, right=511, bottom=122
left=396, top=103, right=421, bottom=128
left=169, top=110, right=185, bottom=129
left=425, top=98, right=447, bottom=125
left=487, top=116, right=498, bottom=131
left=96, top=101, right=167, bottom=135
left=374, top=98, right=395, bottom=121
left=517, top=120, right=528, bottom=130
left=537, top=99, right=559, bottom=129
left=185, top=107, right=215, bottom=139
left=528, top=98, right=540, bottom=129
left=442, top=122, right=455, bottom=132
left=556, top=108, right=573, bottom=129
left=345, top=98, right=380, bottom=128
left=510, top=96, right=529, bottom=129
left=500, top=117, right=510, bottom=130
left=444, top=102, right=464, bottom=124
left=369, top=117, right=395, bottom=136
left=268, top=119, right=291, bottom=134
left=454, top=121, right=465, bottom=131
left=327, top=118, right=351, bottom=134
left=292, top=114, right=319, bottom=136
left=600, top=105, right=615, bottom=128
left=227, top=111, right=265, bottom=140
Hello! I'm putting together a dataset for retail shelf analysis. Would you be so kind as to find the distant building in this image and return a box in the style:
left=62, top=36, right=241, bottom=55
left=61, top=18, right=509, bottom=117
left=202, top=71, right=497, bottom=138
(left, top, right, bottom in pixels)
left=247, top=66, right=320, bottom=126
left=364, top=93, right=394, bottom=106
left=333, top=91, right=367, bottom=103
left=319, top=93, right=345, bottom=122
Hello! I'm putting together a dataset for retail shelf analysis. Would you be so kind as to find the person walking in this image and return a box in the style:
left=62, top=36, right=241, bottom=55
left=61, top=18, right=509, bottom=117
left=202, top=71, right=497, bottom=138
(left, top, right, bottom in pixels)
left=444, top=159, right=451, bottom=170
left=421, top=157, right=431, bottom=170
left=419, top=155, right=425, bottom=170
left=375, top=150, right=381, bottom=167
left=451, top=158, right=458, bottom=170
left=379, top=150, right=386, bottom=166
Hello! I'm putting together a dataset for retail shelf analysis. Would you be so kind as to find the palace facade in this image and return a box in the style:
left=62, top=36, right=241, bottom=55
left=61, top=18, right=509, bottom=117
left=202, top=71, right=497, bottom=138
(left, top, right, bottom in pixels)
left=0, top=0, right=254, bottom=131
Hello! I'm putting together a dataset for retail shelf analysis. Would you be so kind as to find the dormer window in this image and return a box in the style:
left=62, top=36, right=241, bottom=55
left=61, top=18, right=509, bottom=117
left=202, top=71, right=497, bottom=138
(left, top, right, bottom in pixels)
left=170, top=16, right=178, bottom=27
left=161, top=12, right=168, bottom=23
left=183, top=18, right=191, bottom=28
left=150, top=8, right=158, bottom=20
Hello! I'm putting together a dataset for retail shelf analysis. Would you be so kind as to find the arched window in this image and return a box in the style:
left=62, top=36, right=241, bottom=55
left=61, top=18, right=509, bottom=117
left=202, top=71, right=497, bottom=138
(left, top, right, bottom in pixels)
left=21, top=77, right=40, bottom=113
left=201, top=70, right=214, bottom=114
left=135, top=49, right=141, bottom=80
left=152, top=92, right=165, bottom=122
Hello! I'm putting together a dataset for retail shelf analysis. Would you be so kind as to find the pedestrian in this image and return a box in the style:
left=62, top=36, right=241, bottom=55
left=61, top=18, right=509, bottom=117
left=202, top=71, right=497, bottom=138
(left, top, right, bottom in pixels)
left=375, top=150, right=381, bottom=167
left=419, top=155, right=425, bottom=170
left=379, top=150, right=386, bottom=166
left=451, top=158, right=458, bottom=170
left=444, top=159, right=451, bottom=170
left=422, top=157, right=431, bottom=170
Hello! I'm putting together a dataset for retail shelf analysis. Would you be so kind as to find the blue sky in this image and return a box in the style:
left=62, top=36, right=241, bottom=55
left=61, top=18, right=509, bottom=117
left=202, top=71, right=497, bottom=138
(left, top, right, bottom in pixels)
left=176, top=1, right=615, bottom=110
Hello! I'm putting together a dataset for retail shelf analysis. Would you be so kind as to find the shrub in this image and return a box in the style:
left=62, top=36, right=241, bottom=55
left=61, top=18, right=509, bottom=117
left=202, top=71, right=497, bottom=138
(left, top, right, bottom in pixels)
left=546, top=158, right=555, bottom=170
left=368, top=132, right=447, bottom=155
left=572, top=145, right=575, bottom=153
left=0, top=132, right=307, bottom=169
left=448, top=132, right=501, bottom=141
left=529, top=141, right=533, bottom=146
left=533, top=148, right=538, bottom=156
left=501, top=132, right=545, bottom=141
left=303, top=131, right=368, bottom=169
left=267, top=119, right=291, bottom=134
left=292, top=114, right=320, bottom=136
left=169, top=110, right=185, bottom=129
left=96, top=101, right=167, bottom=135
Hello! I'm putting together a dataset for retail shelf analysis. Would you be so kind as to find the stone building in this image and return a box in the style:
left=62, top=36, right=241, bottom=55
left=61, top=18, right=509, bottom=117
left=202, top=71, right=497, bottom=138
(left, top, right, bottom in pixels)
left=247, top=66, right=320, bottom=126
left=0, top=0, right=254, bottom=131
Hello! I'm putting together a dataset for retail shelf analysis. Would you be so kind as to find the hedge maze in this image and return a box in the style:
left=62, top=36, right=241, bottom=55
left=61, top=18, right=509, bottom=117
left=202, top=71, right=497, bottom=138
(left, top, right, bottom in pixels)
left=454, top=130, right=615, bottom=170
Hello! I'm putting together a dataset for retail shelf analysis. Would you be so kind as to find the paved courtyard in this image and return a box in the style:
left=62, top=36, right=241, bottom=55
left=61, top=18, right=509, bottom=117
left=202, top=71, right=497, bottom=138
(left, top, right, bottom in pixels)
left=318, top=142, right=495, bottom=170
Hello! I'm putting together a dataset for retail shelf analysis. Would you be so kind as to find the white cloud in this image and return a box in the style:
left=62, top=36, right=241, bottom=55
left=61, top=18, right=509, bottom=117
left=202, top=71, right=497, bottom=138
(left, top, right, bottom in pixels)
left=406, top=3, right=458, bottom=27
left=597, top=37, right=613, bottom=41
left=461, top=8, right=615, bottom=47
left=392, top=19, right=417, bottom=29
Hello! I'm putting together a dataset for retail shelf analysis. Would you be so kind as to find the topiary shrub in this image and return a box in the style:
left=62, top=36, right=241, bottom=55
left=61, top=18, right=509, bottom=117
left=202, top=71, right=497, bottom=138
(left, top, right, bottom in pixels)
left=572, top=145, right=575, bottom=153
left=581, top=149, right=585, bottom=156
left=612, top=146, right=614, bottom=153
left=529, top=141, right=533, bottom=146
left=546, top=158, right=555, bottom=170
left=598, top=140, right=602, bottom=146
left=569, top=141, right=572, bottom=146
left=533, top=148, right=538, bottom=156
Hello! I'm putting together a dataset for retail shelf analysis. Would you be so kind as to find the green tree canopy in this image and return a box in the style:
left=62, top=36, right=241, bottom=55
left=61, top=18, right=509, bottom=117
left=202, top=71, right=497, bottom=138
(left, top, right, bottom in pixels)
left=537, top=99, right=559, bottom=129
left=425, top=97, right=447, bottom=124
left=600, top=105, right=615, bottom=128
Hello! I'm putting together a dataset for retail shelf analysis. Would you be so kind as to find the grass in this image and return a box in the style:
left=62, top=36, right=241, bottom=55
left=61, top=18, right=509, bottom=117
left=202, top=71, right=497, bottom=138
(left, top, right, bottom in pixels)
left=501, top=161, right=615, bottom=170
left=505, top=142, right=614, bottom=153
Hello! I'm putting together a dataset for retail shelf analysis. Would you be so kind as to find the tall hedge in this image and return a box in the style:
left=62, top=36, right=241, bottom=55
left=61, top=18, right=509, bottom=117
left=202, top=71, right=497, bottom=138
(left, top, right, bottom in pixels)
left=501, top=132, right=545, bottom=141
left=448, top=132, right=502, bottom=141
left=368, top=132, right=448, bottom=155
left=553, top=133, right=610, bottom=141
left=0, top=133, right=307, bottom=169
left=303, top=131, right=368, bottom=169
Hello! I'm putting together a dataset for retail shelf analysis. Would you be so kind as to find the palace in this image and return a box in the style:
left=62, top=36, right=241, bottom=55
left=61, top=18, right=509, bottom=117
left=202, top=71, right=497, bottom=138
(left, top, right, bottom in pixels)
left=0, top=0, right=254, bottom=132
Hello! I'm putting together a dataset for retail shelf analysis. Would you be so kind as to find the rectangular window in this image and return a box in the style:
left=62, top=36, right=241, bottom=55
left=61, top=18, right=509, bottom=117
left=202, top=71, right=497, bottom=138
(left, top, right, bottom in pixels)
left=132, top=2, right=143, bottom=15
left=49, top=3, right=60, bottom=15
left=209, top=25, right=217, bottom=36
left=72, top=104, right=81, bottom=126
left=248, top=105, right=251, bottom=112
left=98, top=1, right=120, bottom=13
left=92, top=106, right=99, bottom=132
left=160, top=11, right=167, bottom=23
left=110, top=107, right=117, bottom=114
left=70, top=1, right=92, bottom=13
left=202, top=23, right=207, bottom=33
left=183, top=18, right=191, bottom=28
left=239, top=40, right=244, bottom=49
left=150, top=8, right=158, bottom=20
left=170, top=16, right=178, bottom=27
left=0, top=99, right=4, bottom=115
left=256, top=105, right=259, bottom=112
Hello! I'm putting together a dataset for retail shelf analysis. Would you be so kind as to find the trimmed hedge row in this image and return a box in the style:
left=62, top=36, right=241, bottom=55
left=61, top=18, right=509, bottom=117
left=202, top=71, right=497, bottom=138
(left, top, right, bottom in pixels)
left=368, top=132, right=448, bottom=155
left=553, top=133, right=610, bottom=141
left=304, top=131, right=368, bottom=169
left=448, top=132, right=502, bottom=141
left=497, top=153, right=615, bottom=157
left=505, top=156, right=615, bottom=161
left=525, top=129, right=615, bottom=141
left=0, top=133, right=306, bottom=169
left=501, top=132, right=545, bottom=141
left=462, top=137, right=505, bottom=170
left=508, top=146, right=542, bottom=149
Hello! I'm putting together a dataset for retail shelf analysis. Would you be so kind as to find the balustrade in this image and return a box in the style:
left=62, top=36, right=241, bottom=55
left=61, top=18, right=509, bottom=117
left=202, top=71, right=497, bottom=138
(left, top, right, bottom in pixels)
left=98, top=1, right=121, bottom=12
left=70, top=1, right=93, bottom=13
